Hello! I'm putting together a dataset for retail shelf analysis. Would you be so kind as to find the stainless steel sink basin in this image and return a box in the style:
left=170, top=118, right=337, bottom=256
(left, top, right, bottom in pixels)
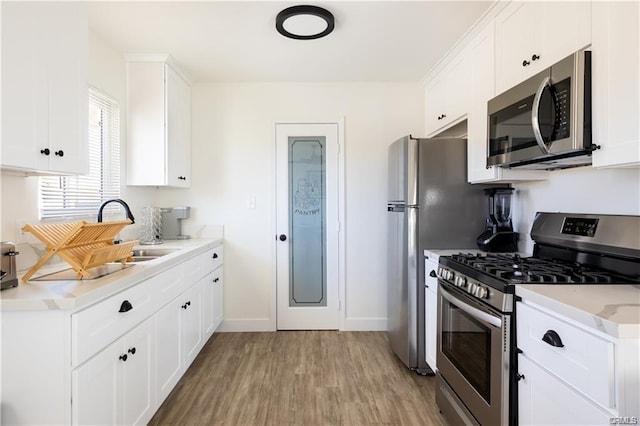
left=127, top=248, right=179, bottom=262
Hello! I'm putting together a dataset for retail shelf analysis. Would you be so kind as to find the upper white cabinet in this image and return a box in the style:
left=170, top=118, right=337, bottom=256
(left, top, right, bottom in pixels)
left=494, top=2, right=591, bottom=94
left=1, top=2, right=88, bottom=175
left=126, top=55, right=191, bottom=187
left=424, top=51, right=471, bottom=137
left=591, top=1, right=640, bottom=168
left=467, top=23, right=548, bottom=183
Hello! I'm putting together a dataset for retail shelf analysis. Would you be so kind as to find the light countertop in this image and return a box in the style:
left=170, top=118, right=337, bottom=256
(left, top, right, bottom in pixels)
left=0, top=238, right=222, bottom=312
left=516, top=284, right=640, bottom=339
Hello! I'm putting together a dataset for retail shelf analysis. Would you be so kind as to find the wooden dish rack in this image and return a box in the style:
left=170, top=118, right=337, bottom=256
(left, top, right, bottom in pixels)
left=21, top=220, right=138, bottom=281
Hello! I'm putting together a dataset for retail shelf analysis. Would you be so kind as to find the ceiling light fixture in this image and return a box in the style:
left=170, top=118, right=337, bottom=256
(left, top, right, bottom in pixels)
left=276, top=5, right=335, bottom=40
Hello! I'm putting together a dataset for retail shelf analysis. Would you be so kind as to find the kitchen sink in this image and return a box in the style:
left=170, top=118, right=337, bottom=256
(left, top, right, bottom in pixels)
left=127, top=248, right=179, bottom=262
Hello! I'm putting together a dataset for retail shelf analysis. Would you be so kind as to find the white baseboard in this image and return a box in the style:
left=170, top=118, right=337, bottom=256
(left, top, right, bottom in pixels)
left=217, top=317, right=387, bottom=332
left=342, top=317, right=387, bottom=331
left=217, top=318, right=275, bottom=332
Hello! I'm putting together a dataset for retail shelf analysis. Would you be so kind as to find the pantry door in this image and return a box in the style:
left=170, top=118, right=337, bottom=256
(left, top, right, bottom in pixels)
left=275, top=123, right=340, bottom=330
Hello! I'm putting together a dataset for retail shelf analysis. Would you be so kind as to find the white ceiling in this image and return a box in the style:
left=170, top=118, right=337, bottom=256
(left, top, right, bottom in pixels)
left=88, top=1, right=493, bottom=83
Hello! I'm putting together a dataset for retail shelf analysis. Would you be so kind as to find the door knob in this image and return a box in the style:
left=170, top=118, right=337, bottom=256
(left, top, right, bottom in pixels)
left=279, top=234, right=287, bottom=241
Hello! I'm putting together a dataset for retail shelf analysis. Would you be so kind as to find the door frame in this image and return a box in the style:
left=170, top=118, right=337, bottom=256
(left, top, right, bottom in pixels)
left=271, top=119, right=346, bottom=331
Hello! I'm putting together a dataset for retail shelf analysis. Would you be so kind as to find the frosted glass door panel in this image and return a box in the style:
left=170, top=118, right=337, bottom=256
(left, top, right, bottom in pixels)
left=289, top=137, right=326, bottom=306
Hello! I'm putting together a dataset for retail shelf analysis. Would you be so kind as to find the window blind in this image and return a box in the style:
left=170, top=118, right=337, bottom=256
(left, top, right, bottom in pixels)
left=40, top=87, right=121, bottom=219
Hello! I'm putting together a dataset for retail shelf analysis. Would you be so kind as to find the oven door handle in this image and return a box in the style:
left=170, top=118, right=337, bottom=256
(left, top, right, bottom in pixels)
left=531, top=76, right=552, bottom=154
left=440, top=286, right=502, bottom=328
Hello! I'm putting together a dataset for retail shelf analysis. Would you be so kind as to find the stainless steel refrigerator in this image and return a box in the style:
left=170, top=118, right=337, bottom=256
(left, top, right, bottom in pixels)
left=387, top=135, right=489, bottom=374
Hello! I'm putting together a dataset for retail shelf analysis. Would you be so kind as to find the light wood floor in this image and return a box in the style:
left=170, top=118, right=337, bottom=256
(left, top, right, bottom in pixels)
left=149, top=331, right=447, bottom=425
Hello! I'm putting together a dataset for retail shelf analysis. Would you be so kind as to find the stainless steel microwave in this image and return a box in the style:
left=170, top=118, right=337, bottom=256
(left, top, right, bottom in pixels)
left=487, top=50, right=595, bottom=170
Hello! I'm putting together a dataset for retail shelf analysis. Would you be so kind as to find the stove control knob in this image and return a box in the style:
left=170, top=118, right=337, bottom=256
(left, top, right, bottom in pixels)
left=468, top=281, right=476, bottom=294
left=477, top=286, right=488, bottom=299
left=455, top=276, right=466, bottom=288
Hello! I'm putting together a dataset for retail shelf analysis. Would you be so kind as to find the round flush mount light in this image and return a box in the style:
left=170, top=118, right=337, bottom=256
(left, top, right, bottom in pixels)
left=276, top=5, right=335, bottom=40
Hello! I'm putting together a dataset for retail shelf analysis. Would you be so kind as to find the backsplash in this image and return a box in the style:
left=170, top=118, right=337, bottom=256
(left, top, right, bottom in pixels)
left=512, top=166, right=640, bottom=253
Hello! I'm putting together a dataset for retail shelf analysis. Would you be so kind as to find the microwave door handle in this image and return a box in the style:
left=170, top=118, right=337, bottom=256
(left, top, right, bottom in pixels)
left=531, top=76, right=552, bottom=154
left=440, top=285, right=502, bottom=328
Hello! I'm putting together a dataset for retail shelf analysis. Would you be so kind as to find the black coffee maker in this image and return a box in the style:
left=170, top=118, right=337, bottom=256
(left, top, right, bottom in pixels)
left=477, top=187, right=519, bottom=252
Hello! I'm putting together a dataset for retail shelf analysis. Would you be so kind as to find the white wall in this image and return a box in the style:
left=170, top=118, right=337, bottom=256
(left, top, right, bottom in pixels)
left=154, top=82, right=423, bottom=331
left=512, top=166, right=640, bottom=253
left=0, top=32, right=156, bottom=268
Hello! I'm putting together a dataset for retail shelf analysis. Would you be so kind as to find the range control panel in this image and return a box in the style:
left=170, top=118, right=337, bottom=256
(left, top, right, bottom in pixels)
left=562, top=217, right=599, bottom=237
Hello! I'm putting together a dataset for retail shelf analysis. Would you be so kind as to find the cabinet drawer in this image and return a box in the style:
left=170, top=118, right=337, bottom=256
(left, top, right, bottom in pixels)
left=517, top=302, right=615, bottom=408
left=72, top=279, right=154, bottom=366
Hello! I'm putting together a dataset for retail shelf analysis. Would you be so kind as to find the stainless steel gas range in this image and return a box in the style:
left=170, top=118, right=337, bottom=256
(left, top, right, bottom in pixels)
left=434, top=212, right=640, bottom=426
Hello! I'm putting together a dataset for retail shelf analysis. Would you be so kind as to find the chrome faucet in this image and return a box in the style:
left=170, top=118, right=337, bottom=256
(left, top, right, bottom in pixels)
left=97, top=199, right=136, bottom=224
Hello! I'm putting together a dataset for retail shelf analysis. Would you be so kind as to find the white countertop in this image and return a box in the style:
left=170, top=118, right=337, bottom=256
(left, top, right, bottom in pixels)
left=0, top=238, right=222, bottom=312
left=517, top=284, right=640, bottom=339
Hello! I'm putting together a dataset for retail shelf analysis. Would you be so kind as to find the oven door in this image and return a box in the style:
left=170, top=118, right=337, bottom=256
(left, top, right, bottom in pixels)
left=436, top=280, right=510, bottom=426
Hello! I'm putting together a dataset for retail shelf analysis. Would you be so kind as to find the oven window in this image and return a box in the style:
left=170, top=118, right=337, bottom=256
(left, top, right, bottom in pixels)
left=441, top=300, right=492, bottom=402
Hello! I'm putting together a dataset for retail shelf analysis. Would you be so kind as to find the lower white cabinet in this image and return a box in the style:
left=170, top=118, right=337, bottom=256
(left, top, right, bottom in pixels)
left=202, top=266, right=224, bottom=339
left=518, top=355, right=612, bottom=426
left=72, top=317, right=154, bottom=426
left=0, top=242, right=224, bottom=425
left=516, top=299, right=638, bottom=424
left=424, top=257, right=438, bottom=371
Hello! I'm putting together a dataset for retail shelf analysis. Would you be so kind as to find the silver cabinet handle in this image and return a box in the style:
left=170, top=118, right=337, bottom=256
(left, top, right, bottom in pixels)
left=440, top=285, right=502, bottom=328
left=531, top=76, right=552, bottom=154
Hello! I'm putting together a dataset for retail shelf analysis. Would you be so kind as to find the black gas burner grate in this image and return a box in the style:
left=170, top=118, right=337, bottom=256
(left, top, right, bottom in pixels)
left=449, top=253, right=623, bottom=284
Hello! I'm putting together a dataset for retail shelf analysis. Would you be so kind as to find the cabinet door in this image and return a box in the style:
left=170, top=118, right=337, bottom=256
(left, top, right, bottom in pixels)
left=444, top=51, right=471, bottom=125
left=201, top=271, right=216, bottom=339
left=468, top=23, right=498, bottom=183
left=424, top=74, right=447, bottom=136
left=535, top=2, right=591, bottom=73
left=43, top=2, right=88, bottom=175
left=155, top=297, right=183, bottom=405
left=72, top=338, right=122, bottom=425
left=213, top=267, right=224, bottom=332
left=592, top=1, right=640, bottom=168
left=518, top=355, right=612, bottom=426
left=181, top=282, right=203, bottom=368
left=122, top=318, right=154, bottom=426
left=1, top=2, right=45, bottom=172
left=424, top=258, right=438, bottom=371
left=1, top=2, right=88, bottom=175
left=495, top=2, right=539, bottom=93
left=166, top=64, right=191, bottom=188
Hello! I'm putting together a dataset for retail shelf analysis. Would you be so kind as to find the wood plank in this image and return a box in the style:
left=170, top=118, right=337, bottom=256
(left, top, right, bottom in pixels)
left=149, top=331, right=447, bottom=425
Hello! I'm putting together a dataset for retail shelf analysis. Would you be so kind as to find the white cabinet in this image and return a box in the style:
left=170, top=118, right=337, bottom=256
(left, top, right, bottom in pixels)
left=202, top=266, right=224, bottom=339
left=1, top=2, right=88, bottom=175
left=424, top=51, right=471, bottom=137
left=72, top=317, right=154, bottom=426
left=126, top=55, right=191, bottom=187
left=1, top=242, right=224, bottom=425
left=495, top=2, right=591, bottom=94
left=591, top=1, right=640, bottom=168
left=518, top=356, right=612, bottom=426
left=424, top=257, right=438, bottom=371
left=155, top=283, right=203, bottom=406
left=467, top=22, right=548, bottom=183
left=516, top=299, right=639, bottom=424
